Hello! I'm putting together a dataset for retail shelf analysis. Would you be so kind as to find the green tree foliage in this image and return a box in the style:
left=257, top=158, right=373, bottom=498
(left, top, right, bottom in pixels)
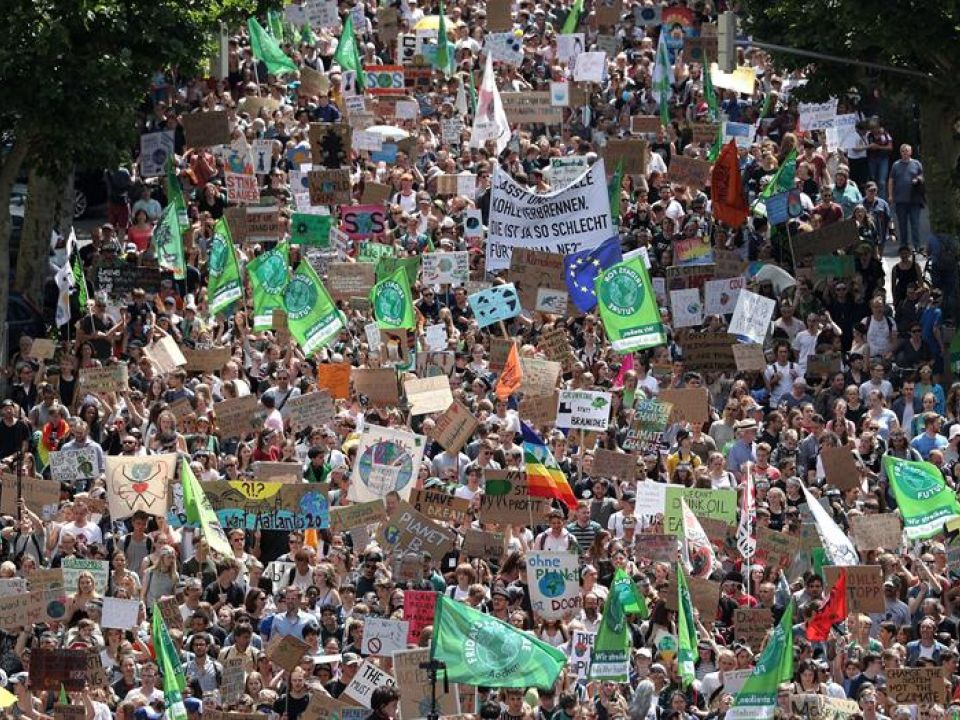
left=739, top=0, right=960, bottom=233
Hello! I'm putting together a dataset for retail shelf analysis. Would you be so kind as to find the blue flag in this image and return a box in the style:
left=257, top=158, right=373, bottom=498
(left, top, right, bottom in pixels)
left=564, top=237, right=623, bottom=312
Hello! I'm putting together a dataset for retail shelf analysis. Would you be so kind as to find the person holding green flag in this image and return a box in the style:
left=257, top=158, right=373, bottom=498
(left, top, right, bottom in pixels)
left=247, top=17, right=298, bottom=77
left=207, top=218, right=243, bottom=316
left=247, top=241, right=290, bottom=331
left=283, top=261, right=344, bottom=356
left=154, top=200, right=185, bottom=281
left=370, top=265, right=415, bottom=330
left=152, top=609, right=187, bottom=720
left=595, top=254, right=667, bottom=353
left=759, top=148, right=797, bottom=199
left=728, top=602, right=794, bottom=720
left=590, top=568, right=644, bottom=680
left=333, top=14, right=364, bottom=91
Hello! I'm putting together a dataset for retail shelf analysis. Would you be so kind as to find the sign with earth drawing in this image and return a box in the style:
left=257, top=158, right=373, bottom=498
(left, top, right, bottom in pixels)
left=349, top=425, right=425, bottom=503
left=526, top=551, right=581, bottom=620
left=467, top=283, right=521, bottom=328
left=104, top=454, right=176, bottom=519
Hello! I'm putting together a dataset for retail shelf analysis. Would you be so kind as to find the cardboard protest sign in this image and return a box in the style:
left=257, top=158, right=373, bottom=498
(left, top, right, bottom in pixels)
left=54, top=706, right=85, bottom=720
left=820, top=446, right=861, bottom=491
left=101, top=597, right=141, bottom=629
left=104, top=454, right=176, bottom=519
left=659, top=387, right=710, bottom=424
left=602, top=139, right=648, bottom=175
left=480, top=470, right=544, bottom=526
left=326, top=264, right=375, bottom=303
left=220, top=657, right=246, bottom=705
left=630, top=115, right=661, bottom=137
left=850, top=514, right=901, bottom=551
left=0, top=473, right=59, bottom=519
left=29, top=649, right=90, bottom=690
left=519, top=392, right=559, bottom=428
left=432, top=400, right=480, bottom=453
left=379, top=501, right=455, bottom=559
left=404, top=376, right=453, bottom=416
left=214, top=395, right=267, bottom=439
left=361, top=181, right=393, bottom=205
left=352, top=368, right=400, bottom=407
left=823, top=565, right=884, bottom=613
left=675, top=332, right=736, bottom=373
left=281, top=391, right=335, bottom=430
left=157, top=596, right=182, bottom=629
left=181, top=111, right=231, bottom=148
left=669, top=156, right=712, bottom=188
left=687, top=576, right=721, bottom=628
left=361, top=617, right=409, bottom=656
left=245, top=206, right=280, bottom=243
left=421, top=251, right=469, bottom=285
left=806, top=353, right=842, bottom=377
left=299, top=65, right=329, bottom=96
left=78, top=365, right=129, bottom=394
left=409, top=488, right=470, bottom=524
left=329, top=500, right=387, bottom=532
left=462, top=529, right=504, bottom=559
left=622, top=398, right=673, bottom=454
left=634, top=534, right=677, bottom=563
left=732, top=343, right=767, bottom=372
left=501, top=93, right=563, bottom=125
left=308, top=169, right=352, bottom=205
left=349, top=426, right=424, bottom=502
left=754, top=526, right=801, bottom=571
left=341, top=205, right=387, bottom=239
left=308, top=123, right=352, bottom=168
left=538, top=327, right=577, bottom=373
left=343, top=660, right=397, bottom=708
left=49, top=447, right=100, bottom=483
left=486, top=0, right=512, bottom=30
left=393, top=648, right=460, bottom=719
left=268, top=634, right=311, bottom=672
left=592, top=449, right=637, bottom=480
left=252, top=462, right=303, bottom=483
left=317, top=362, right=352, bottom=399
left=886, top=667, right=948, bottom=704
left=794, top=219, right=859, bottom=261
left=733, top=607, right=772, bottom=651
left=201, top=481, right=329, bottom=530
left=526, top=552, right=581, bottom=620
left=519, top=358, right=562, bottom=398
left=29, top=338, right=56, bottom=360
left=181, top=345, right=232, bottom=374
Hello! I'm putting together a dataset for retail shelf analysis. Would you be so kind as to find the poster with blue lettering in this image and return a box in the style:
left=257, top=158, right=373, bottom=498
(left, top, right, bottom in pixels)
left=467, top=283, right=521, bottom=328
left=349, top=425, right=425, bottom=502
left=526, top=551, right=582, bottom=620
left=201, top=482, right=329, bottom=530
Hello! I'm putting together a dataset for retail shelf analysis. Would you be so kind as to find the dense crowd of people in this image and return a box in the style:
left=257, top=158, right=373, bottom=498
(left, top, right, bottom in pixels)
left=3, top=2, right=960, bottom=720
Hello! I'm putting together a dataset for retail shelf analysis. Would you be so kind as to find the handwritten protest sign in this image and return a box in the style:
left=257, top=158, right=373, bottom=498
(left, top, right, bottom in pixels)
left=393, top=648, right=460, bottom=719
left=592, top=449, right=637, bottom=480
left=432, top=400, right=479, bottom=454
left=79, top=365, right=129, bottom=394
left=403, top=590, right=437, bottom=644
left=462, top=529, right=504, bottom=559
left=378, top=501, right=455, bottom=559
left=29, top=649, right=90, bottom=690
left=733, top=608, right=772, bottom=651
left=361, top=617, right=409, bottom=656
left=886, top=667, right=948, bottom=704
left=181, top=111, right=231, bottom=148
left=202, top=482, right=329, bottom=531
left=850, top=514, right=902, bottom=551
left=49, top=447, right=100, bottom=483
left=409, top=488, right=470, bottom=524
left=105, top=454, right=175, bottom=519
left=62, top=558, right=109, bottom=594
left=527, top=551, right=581, bottom=620
left=404, top=376, right=453, bottom=415
left=215, top=395, right=267, bottom=439
left=330, top=500, right=387, bottom=532
left=280, top=391, right=335, bottom=429
left=0, top=473, right=59, bottom=519
left=823, top=565, right=884, bottom=613
left=344, top=660, right=397, bottom=708
left=480, top=471, right=543, bottom=526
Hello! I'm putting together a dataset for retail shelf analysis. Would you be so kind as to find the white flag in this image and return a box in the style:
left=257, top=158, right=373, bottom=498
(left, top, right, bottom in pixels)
left=680, top=497, right=716, bottom=578
left=803, top=484, right=859, bottom=566
left=455, top=76, right=469, bottom=117
left=54, top=260, right=73, bottom=328
left=469, top=54, right=511, bottom=155
left=737, top=465, right=756, bottom=559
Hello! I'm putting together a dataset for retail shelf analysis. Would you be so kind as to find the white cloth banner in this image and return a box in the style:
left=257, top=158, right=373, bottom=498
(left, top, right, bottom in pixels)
left=487, top=159, right=611, bottom=271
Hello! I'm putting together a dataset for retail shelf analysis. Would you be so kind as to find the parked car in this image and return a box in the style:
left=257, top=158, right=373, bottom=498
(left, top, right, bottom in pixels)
left=6, top=291, right=47, bottom=355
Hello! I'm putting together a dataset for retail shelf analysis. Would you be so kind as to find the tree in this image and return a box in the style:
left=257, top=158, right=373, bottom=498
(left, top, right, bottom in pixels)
left=0, top=0, right=260, bottom=345
left=739, top=0, right=960, bottom=235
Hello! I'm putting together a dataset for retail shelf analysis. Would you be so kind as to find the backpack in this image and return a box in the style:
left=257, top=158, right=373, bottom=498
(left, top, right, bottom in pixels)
left=123, top=534, right=153, bottom=556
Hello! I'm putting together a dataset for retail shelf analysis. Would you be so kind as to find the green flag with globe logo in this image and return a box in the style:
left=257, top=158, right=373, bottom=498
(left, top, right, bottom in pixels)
left=207, top=218, right=243, bottom=315
left=248, top=242, right=290, bottom=331
left=589, top=568, right=641, bottom=680
left=884, top=455, right=960, bottom=539
left=595, top=255, right=667, bottom=353
left=283, top=261, right=343, bottom=357
left=370, top=266, right=415, bottom=330
left=431, top=595, right=566, bottom=688
left=154, top=201, right=186, bottom=281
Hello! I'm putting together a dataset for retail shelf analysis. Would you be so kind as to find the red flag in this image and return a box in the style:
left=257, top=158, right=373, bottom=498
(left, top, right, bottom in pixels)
left=806, top=569, right=848, bottom=641
left=710, top=140, right=749, bottom=228
left=495, top=342, right=523, bottom=401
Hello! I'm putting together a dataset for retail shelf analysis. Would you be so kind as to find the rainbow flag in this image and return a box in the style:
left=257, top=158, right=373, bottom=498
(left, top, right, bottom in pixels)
left=521, top=422, right=577, bottom=509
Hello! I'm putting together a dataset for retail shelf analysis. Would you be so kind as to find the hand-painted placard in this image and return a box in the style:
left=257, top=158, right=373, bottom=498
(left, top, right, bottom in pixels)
left=467, top=283, right=521, bottom=328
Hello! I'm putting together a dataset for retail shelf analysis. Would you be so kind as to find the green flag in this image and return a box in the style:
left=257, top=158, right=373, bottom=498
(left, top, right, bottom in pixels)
left=58, top=685, right=67, bottom=705
left=590, top=568, right=632, bottom=680
left=707, top=122, right=723, bottom=162
left=207, top=218, right=243, bottom=315
left=608, top=157, right=624, bottom=226
left=431, top=595, right=566, bottom=688
left=610, top=566, right=648, bottom=618
left=677, top=569, right=697, bottom=688
left=466, top=69, right=478, bottom=114
left=152, top=607, right=187, bottom=720
left=703, top=52, right=719, bottom=122
left=759, top=148, right=796, bottom=199
left=729, top=602, right=794, bottom=720
left=283, top=260, right=344, bottom=356
left=301, top=22, right=316, bottom=46
left=154, top=201, right=186, bottom=281
left=248, top=18, right=298, bottom=77
left=435, top=0, right=454, bottom=77
left=165, top=156, right=188, bottom=226
left=371, top=265, right=415, bottom=330
left=376, top=255, right=421, bottom=286
left=71, top=253, right=88, bottom=310
left=180, top=458, right=232, bottom=558
left=333, top=14, right=364, bottom=91
left=247, top=242, right=290, bottom=331
left=290, top=213, right=333, bottom=247
left=595, top=255, right=667, bottom=353
left=267, top=9, right=284, bottom=41
left=561, top=0, right=583, bottom=34
left=884, top=455, right=960, bottom=539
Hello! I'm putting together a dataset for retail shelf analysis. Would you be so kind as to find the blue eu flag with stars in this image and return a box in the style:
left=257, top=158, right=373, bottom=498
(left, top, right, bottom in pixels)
left=563, top=237, right=622, bottom=312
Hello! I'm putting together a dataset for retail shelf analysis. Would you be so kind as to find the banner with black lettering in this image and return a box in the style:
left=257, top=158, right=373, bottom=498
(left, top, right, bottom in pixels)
left=487, top=160, right=612, bottom=271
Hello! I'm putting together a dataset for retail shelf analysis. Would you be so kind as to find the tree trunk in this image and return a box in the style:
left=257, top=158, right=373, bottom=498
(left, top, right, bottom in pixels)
left=14, top=168, right=64, bottom=308
left=920, top=97, right=960, bottom=236
left=0, top=138, right=28, bottom=382
left=59, top=171, right=75, bottom=238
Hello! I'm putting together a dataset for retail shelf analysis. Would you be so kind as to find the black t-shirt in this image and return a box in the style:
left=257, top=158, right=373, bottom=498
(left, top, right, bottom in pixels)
left=80, top=314, right=113, bottom=360
left=0, top=419, right=31, bottom=459
left=275, top=693, right=309, bottom=720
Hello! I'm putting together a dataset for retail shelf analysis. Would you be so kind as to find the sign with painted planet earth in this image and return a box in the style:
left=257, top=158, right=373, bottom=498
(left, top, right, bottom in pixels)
left=349, top=425, right=426, bottom=502
left=526, top=551, right=582, bottom=620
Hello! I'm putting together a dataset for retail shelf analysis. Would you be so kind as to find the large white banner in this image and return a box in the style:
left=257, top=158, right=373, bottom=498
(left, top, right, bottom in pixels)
left=487, top=159, right=611, bottom=271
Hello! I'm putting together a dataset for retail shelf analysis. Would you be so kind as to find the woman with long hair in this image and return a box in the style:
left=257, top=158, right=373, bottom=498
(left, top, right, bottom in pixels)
left=141, top=546, right=179, bottom=606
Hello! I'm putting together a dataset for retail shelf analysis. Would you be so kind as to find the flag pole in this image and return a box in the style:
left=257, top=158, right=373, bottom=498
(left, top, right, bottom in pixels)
left=744, top=461, right=752, bottom=599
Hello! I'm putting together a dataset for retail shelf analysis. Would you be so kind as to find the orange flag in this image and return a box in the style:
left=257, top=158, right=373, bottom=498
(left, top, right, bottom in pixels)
left=710, top=140, right=749, bottom=228
left=495, top=341, right=523, bottom=401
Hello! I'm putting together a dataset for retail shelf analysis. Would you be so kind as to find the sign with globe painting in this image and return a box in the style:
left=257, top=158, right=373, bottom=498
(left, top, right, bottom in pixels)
left=526, top=551, right=581, bottom=621
left=349, top=425, right=425, bottom=503
left=105, top=454, right=176, bottom=520
left=596, top=255, right=667, bottom=353
left=201, top=481, right=330, bottom=530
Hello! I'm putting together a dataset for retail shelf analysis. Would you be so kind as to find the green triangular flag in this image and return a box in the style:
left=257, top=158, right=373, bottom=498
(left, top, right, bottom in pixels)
left=561, top=0, right=583, bottom=34
left=608, top=157, right=624, bottom=226
left=677, top=569, right=698, bottom=688
left=435, top=0, right=454, bottom=77
left=703, top=52, right=719, bottom=122
left=376, top=255, right=421, bottom=286
left=760, top=148, right=797, bottom=199
left=207, top=218, right=243, bottom=316
left=181, top=458, right=232, bottom=558
left=154, top=201, right=186, bottom=281
left=59, top=685, right=68, bottom=705
left=247, top=17, right=298, bottom=77
left=333, top=14, right=365, bottom=90
left=370, top=266, right=415, bottom=330
left=247, top=242, right=290, bottom=331
left=590, top=568, right=633, bottom=680
left=267, top=9, right=284, bottom=41
left=152, top=606, right=187, bottom=720
left=707, top=122, right=723, bottom=162
left=431, top=595, right=567, bottom=688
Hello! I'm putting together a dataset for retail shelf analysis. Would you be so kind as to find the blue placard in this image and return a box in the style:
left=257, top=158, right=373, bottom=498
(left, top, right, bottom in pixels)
left=468, top=283, right=521, bottom=328
left=370, top=143, right=398, bottom=164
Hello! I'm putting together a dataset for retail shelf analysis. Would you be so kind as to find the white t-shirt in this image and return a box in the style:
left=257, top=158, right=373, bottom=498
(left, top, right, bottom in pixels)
left=764, top=361, right=799, bottom=405
left=792, top=330, right=819, bottom=371
left=61, top=520, right=103, bottom=545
